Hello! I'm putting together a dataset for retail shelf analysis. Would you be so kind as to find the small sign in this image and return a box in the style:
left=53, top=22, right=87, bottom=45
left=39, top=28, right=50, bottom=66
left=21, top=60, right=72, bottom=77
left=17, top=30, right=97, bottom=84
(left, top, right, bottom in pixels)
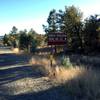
left=48, top=32, right=67, bottom=45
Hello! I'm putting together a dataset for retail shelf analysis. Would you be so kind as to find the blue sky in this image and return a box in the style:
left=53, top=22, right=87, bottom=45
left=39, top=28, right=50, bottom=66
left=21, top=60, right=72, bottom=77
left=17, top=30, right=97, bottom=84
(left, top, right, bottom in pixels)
left=0, top=0, right=100, bottom=35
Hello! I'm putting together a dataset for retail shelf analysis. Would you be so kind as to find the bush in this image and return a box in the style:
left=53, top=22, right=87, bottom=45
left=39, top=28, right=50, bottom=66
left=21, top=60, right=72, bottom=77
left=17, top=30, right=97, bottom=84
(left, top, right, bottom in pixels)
left=30, top=40, right=37, bottom=53
left=61, top=56, right=72, bottom=68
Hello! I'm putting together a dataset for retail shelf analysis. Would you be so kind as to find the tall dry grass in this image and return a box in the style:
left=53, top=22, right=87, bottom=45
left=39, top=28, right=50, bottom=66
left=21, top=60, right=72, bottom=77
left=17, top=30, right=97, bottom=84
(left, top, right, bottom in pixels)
left=29, top=55, right=57, bottom=76
left=65, top=68, right=100, bottom=100
left=30, top=54, right=100, bottom=100
left=55, top=67, right=100, bottom=100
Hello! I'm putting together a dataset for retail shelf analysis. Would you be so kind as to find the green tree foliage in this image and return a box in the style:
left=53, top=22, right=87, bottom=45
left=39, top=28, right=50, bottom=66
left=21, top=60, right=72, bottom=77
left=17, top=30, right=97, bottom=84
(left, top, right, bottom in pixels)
left=3, top=34, right=9, bottom=46
left=8, top=26, right=19, bottom=48
left=57, top=10, right=65, bottom=32
left=84, top=15, right=100, bottom=52
left=43, top=9, right=58, bottom=34
left=47, top=9, right=58, bottom=33
left=44, top=6, right=83, bottom=52
left=19, top=29, right=38, bottom=53
left=3, top=26, right=45, bottom=53
left=10, top=26, right=18, bottom=34
left=27, top=31, right=37, bottom=53
left=28, top=28, right=45, bottom=47
left=64, top=6, right=83, bottom=51
left=19, top=30, right=28, bottom=49
left=43, top=9, right=65, bottom=33
left=3, top=26, right=19, bottom=47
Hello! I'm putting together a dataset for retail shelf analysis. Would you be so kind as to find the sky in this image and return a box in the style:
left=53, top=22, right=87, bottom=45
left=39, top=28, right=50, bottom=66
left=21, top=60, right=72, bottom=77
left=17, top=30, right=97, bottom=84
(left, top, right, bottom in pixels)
left=0, top=0, right=100, bottom=36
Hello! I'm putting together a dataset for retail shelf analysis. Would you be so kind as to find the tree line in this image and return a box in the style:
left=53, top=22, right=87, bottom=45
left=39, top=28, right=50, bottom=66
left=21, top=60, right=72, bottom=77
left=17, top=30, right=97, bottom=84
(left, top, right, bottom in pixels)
left=43, top=5, right=100, bottom=54
left=3, top=26, right=45, bottom=53
left=3, top=5, right=100, bottom=54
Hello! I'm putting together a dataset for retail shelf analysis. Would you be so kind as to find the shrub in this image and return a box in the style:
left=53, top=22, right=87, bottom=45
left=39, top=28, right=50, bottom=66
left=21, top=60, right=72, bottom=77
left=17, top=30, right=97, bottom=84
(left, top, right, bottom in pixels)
left=30, top=40, right=37, bottom=53
left=61, top=56, right=72, bottom=68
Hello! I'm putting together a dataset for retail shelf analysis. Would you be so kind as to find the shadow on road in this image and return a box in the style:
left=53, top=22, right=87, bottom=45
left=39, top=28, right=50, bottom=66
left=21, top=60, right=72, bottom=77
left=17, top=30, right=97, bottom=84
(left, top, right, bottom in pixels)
left=0, top=53, right=71, bottom=100
left=0, top=58, right=70, bottom=100
left=0, top=65, right=44, bottom=85
left=0, top=53, right=31, bottom=67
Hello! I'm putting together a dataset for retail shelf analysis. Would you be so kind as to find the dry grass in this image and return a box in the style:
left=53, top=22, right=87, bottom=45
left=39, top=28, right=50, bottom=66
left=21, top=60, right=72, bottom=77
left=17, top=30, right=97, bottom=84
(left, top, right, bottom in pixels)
left=66, top=68, right=98, bottom=99
left=29, top=55, right=56, bottom=76
left=54, top=67, right=85, bottom=82
left=30, top=54, right=100, bottom=100
left=12, top=48, right=19, bottom=53
left=29, top=55, right=49, bottom=65
left=59, top=67, right=100, bottom=100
